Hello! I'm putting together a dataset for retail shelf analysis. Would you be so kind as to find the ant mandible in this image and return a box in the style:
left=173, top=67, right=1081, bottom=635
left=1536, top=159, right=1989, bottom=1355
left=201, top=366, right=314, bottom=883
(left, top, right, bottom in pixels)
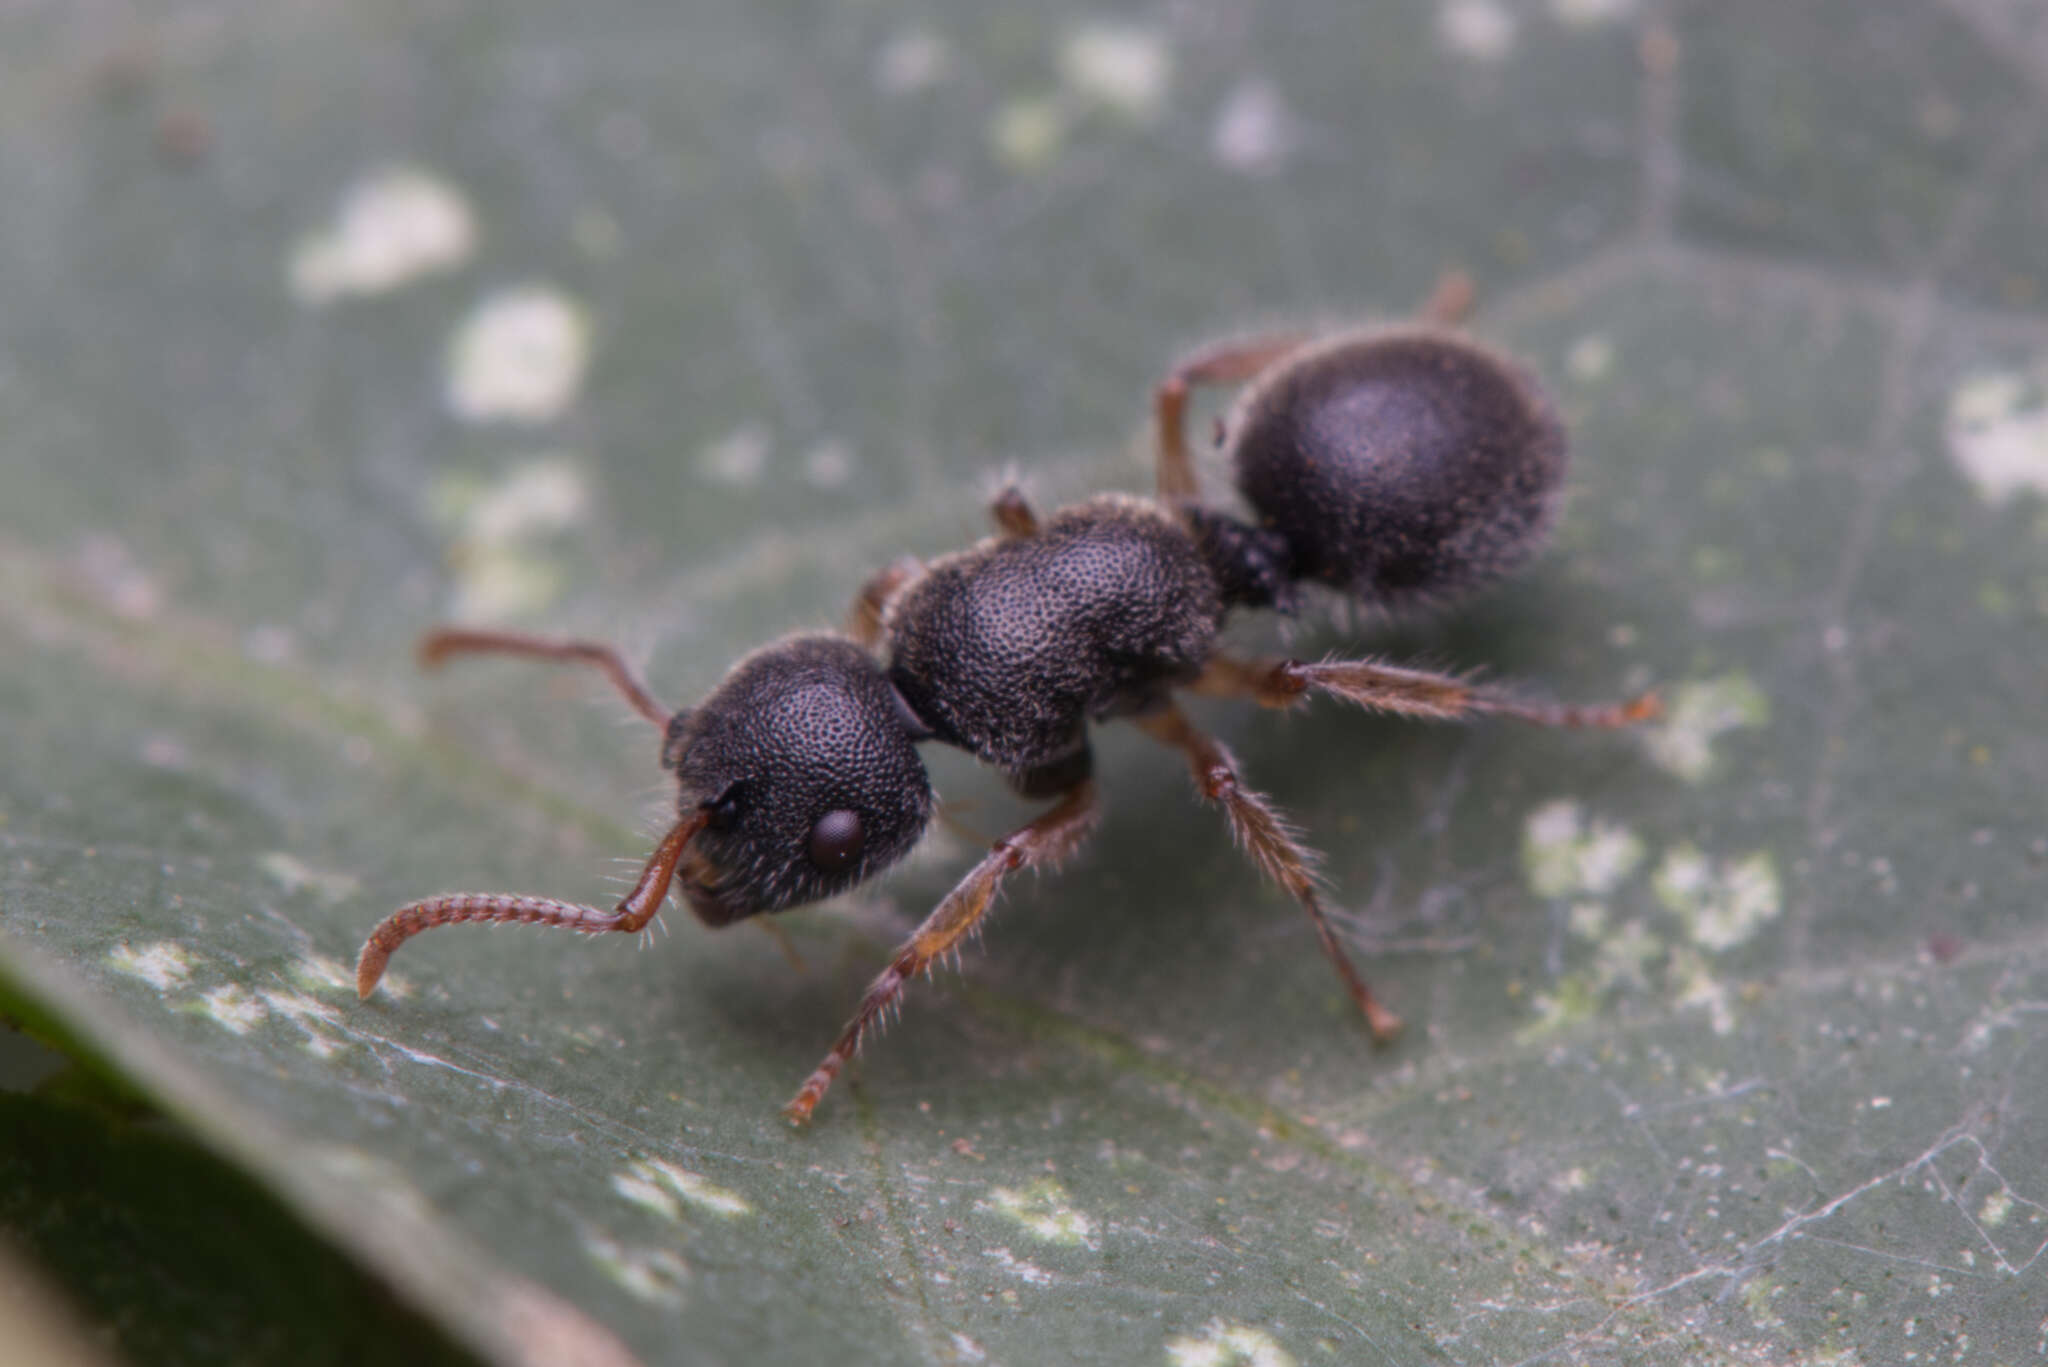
left=355, top=277, right=1660, bottom=1126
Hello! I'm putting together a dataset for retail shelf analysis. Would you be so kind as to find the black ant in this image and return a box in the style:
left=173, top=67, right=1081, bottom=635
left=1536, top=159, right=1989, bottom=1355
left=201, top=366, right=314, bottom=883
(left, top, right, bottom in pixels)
left=356, top=278, right=1659, bottom=1126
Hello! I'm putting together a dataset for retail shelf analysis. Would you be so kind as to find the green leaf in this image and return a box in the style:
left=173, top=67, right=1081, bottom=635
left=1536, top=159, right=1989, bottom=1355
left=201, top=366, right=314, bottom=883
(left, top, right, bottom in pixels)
left=6, top=2, right=2047, bottom=1363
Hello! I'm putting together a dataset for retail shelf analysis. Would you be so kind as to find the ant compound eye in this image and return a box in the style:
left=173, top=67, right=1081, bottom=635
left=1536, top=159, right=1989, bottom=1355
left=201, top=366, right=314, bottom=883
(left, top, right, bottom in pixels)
left=807, top=809, right=865, bottom=872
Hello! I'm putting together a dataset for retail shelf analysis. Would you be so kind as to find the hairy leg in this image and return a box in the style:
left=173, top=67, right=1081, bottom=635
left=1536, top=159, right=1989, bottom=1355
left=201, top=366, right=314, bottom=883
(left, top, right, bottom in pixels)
left=988, top=484, right=1041, bottom=539
left=1134, top=706, right=1403, bottom=1042
left=418, top=627, right=670, bottom=728
left=1153, top=333, right=1310, bottom=504
left=1191, top=654, right=1662, bottom=729
left=356, top=810, right=708, bottom=997
left=844, top=556, right=922, bottom=649
left=783, top=780, right=1100, bottom=1125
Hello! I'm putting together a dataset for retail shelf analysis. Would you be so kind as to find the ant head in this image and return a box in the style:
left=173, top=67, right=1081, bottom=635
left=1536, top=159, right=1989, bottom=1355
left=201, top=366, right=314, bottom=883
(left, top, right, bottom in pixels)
left=662, top=634, right=932, bottom=926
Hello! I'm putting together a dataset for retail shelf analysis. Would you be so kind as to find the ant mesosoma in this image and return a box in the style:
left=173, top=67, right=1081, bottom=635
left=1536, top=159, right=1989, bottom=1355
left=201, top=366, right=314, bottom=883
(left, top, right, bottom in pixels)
left=356, top=279, right=1659, bottom=1126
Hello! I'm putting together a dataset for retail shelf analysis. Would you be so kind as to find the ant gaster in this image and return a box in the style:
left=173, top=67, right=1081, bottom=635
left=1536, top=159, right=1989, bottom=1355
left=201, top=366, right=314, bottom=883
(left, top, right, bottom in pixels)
left=356, top=278, right=1660, bottom=1126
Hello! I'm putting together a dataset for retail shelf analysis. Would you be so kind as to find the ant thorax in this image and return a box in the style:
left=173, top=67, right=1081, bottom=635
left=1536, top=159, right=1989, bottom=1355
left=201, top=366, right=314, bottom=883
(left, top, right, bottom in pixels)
left=882, top=493, right=1224, bottom=780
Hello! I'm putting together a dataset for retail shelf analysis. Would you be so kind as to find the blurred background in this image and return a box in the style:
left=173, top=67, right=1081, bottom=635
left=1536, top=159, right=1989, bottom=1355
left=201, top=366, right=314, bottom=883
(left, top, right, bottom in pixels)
left=3, top=2, right=2047, bottom=1363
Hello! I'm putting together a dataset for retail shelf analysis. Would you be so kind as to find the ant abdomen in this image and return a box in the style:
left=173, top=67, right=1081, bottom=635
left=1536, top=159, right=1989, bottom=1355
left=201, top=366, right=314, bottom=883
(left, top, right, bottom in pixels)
left=1226, top=330, right=1566, bottom=609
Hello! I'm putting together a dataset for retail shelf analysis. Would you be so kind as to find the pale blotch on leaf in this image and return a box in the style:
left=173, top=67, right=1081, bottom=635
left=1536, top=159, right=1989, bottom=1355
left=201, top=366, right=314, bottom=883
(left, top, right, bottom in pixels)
left=1593, top=917, right=1662, bottom=992
left=288, top=166, right=476, bottom=305
left=981, top=1246, right=1054, bottom=1286
left=193, top=984, right=267, bottom=1035
left=582, top=1232, right=689, bottom=1308
left=1549, top=0, right=1636, bottom=27
left=1210, top=78, right=1295, bottom=176
left=1437, top=0, right=1518, bottom=63
left=803, top=438, right=856, bottom=490
left=289, top=953, right=355, bottom=994
left=874, top=27, right=952, bottom=96
left=107, top=940, right=194, bottom=993
left=259, top=989, right=344, bottom=1057
left=1641, top=674, right=1770, bottom=783
left=697, top=422, right=773, bottom=487
left=258, top=851, right=361, bottom=904
left=428, top=456, right=592, bottom=623
left=1667, top=946, right=1735, bottom=1035
left=990, top=96, right=1071, bottom=172
left=1566, top=333, right=1615, bottom=384
left=983, top=1177, right=1096, bottom=1247
left=1655, top=845, right=1781, bottom=952
left=1057, top=21, right=1171, bottom=121
left=1978, top=1188, right=2013, bottom=1227
left=1521, top=799, right=1646, bottom=899
left=1945, top=366, right=2048, bottom=505
left=612, top=1158, right=753, bottom=1220
left=445, top=286, right=592, bottom=424
left=1165, top=1317, right=1297, bottom=1367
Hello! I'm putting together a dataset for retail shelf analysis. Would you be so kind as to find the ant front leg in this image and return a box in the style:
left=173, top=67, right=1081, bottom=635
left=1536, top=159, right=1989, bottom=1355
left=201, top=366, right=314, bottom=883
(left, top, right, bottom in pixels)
left=783, top=780, right=1100, bottom=1126
left=1154, top=333, right=1311, bottom=505
left=1134, top=705, right=1403, bottom=1042
left=1191, top=654, right=1662, bottom=730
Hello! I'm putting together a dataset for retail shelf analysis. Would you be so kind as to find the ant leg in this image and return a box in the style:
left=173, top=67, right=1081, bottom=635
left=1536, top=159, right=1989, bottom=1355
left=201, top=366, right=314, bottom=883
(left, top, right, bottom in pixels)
left=845, top=556, right=922, bottom=649
left=356, top=810, right=709, bottom=997
left=1415, top=268, right=1476, bottom=327
left=418, top=628, right=671, bottom=728
left=783, top=781, right=1099, bottom=1126
left=1134, top=705, right=1402, bottom=1042
left=989, top=483, right=1041, bottom=539
left=1191, top=654, right=1662, bottom=729
left=1155, top=333, right=1311, bottom=505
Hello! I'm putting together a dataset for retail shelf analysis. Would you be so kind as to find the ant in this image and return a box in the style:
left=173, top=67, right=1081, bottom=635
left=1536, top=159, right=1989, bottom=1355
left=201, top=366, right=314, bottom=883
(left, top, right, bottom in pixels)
left=356, top=277, right=1659, bottom=1126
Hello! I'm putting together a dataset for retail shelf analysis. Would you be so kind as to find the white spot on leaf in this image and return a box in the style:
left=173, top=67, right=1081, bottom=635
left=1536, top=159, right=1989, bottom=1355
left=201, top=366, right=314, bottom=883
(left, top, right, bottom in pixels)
left=195, top=985, right=267, bottom=1035
left=989, top=96, right=1070, bottom=172
left=1946, top=366, right=2048, bottom=505
left=1210, top=79, right=1295, bottom=176
left=108, top=941, right=194, bottom=992
left=1655, top=845, right=1781, bottom=952
left=1566, top=333, right=1614, bottom=383
left=1057, top=22, right=1171, bottom=120
left=1550, top=0, right=1636, bottom=26
left=983, top=1178, right=1096, bottom=1247
left=582, top=1232, right=689, bottom=1307
left=445, top=286, right=592, bottom=424
left=259, top=852, right=361, bottom=904
left=1165, top=1318, right=1297, bottom=1367
left=1642, top=674, right=1770, bottom=783
left=875, top=28, right=952, bottom=96
left=1438, top=0, right=1518, bottom=63
left=612, top=1158, right=753, bottom=1219
left=697, top=422, right=773, bottom=486
left=1522, top=800, right=1645, bottom=899
left=289, top=166, right=476, bottom=304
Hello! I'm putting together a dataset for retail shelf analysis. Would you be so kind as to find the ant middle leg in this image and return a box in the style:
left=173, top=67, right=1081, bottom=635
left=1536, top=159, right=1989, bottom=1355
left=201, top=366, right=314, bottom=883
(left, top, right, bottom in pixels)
left=989, top=483, right=1041, bottom=539
left=783, top=780, right=1100, bottom=1125
left=845, top=557, right=923, bottom=649
left=418, top=627, right=671, bottom=728
left=1134, top=704, right=1403, bottom=1042
left=1154, top=332, right=1311, bottom=505
left=1191, top=654, right=1662, bottom=729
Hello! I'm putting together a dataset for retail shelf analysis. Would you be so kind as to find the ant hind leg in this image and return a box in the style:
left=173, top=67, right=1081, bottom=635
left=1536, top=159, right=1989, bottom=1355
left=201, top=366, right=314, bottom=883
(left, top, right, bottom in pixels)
left=1154, top=332, right=1310, bottom=505
left=1134, top=704, right=1403, bottom=1042
left=1191, top=653, right=1662, bottom=730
